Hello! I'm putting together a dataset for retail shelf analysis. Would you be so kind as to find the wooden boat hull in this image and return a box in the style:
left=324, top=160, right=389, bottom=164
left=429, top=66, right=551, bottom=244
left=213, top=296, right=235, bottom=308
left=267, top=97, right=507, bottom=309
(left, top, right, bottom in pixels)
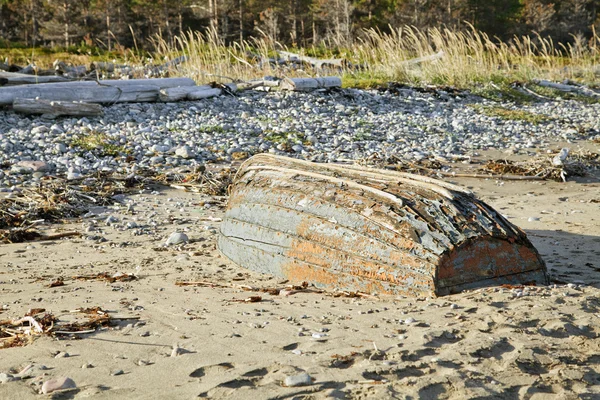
left=218, top=154, right=548, bottom=297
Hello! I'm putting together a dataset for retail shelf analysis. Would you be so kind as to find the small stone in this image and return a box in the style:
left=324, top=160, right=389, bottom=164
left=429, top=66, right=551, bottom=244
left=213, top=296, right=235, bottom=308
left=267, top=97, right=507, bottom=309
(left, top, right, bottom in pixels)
left=404, top=317, right=416, bottom=324
left=41, top=377, right=76, bottom=394
left=284, top=373, right=313, bottom=387
left=111, top=369, right=125, bottom=376
left=527, top=217, right=540, bottom=222
left=105, top=215, right=119, bottom=225
left=55, top=143, right=67, bottom=153
left=0, top=373, right=16, bottom=384
left=81, top=363, right=93, bottom=369
left=68, top=172, right=83, bottom=180
left=16, top=160, right=49, bottom=172
left=166, top=232, right=188, bottom=245
left=54, top=351, right=70, bottom=358
left=175, top=146, right=195, bottom=159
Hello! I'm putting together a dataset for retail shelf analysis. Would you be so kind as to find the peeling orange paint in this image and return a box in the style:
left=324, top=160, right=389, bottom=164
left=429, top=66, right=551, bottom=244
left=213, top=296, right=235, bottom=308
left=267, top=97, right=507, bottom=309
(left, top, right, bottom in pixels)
left=219, top=154, right=548, bottom=298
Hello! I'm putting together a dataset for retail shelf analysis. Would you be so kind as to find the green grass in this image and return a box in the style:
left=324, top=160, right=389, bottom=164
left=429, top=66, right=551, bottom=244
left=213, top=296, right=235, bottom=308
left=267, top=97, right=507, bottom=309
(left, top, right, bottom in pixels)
left=470, top=104, right=551, bottom=124
left=469, top=81, right=536, bottom=104
left=71, top=131, right=127, bottom=157
left=199, top=125, right=226, bottom=134
left=264, top=130, right=306, bottom=144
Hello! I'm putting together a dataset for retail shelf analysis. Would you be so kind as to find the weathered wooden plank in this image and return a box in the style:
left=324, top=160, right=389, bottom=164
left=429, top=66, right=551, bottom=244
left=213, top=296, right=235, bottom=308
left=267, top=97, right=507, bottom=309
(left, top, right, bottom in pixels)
left=534, top=79, right=600, bottom=97
left=228, top=185, right=433, bottom=258
left=219, top=154, right=548, bottom=297
left=0, top=78, right=194, bottom=105
left=223, top=206, right=434, bottom=275
left=13, top=98, right=103, bottom=117
left=159, top=85, right=214, bottom=101
left=218, top=235, right=433, bottom=296
left=0, top=84, right=161, bottom=105
left=0, top=71, right=71, bottom=85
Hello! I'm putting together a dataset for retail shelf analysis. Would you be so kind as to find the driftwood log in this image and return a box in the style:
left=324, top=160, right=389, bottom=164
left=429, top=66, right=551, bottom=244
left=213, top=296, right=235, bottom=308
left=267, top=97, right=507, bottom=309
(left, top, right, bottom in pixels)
left=278, top=51, right=346, bottom=69
left=534, top=79, right=600, bottom=97
left=218, top=154, right=548, bottom=297
left=13, top=98, right=103, bottom=117
left=0, top=71, right=70, bottom=86
left=280, top=77, right=342, bottom=91
left=0, top=78, right=195, bottom=105
left=159, top=83, right=236, bottom=101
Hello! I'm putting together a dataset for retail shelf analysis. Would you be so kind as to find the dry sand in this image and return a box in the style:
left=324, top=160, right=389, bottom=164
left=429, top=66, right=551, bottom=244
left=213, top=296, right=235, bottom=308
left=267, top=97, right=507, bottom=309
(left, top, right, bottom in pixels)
left=1, top=141, right=599, bottom=399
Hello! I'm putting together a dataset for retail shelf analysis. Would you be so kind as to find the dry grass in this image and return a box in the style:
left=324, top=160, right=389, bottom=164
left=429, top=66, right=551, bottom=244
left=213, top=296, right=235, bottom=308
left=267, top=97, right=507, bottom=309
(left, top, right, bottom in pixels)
left=3, top=25, right=600, bottom=91
left=150, top=25, right=600, bottom=90
left=351, top=25, right=600, bottom=88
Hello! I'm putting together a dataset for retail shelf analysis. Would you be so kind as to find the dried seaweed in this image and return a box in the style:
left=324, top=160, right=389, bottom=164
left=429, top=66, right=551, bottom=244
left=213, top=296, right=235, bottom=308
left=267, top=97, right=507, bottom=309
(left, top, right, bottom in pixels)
left=73, top=272, right=137, bottom=283
left=54, top=307, right=111, bottom=334
left=0, top=173, right=135, bottom=229
left=1, top=307, right=115, bottom=348
left=0, top=165, right=235, bottom=232
left=0, top=228, right=80, bottom=244
left=356, top=149, right=599, bottom=183
left=481, top=150, right=599, bottom=182
left=0, top=310, right=57, bottom=349
left=157, top=165, right=235, bottom=196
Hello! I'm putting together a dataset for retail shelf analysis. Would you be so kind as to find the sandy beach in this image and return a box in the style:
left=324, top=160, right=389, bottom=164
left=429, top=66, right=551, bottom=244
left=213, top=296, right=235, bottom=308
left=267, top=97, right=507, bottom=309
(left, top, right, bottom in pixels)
left=1, top=141, right=599, bottom=399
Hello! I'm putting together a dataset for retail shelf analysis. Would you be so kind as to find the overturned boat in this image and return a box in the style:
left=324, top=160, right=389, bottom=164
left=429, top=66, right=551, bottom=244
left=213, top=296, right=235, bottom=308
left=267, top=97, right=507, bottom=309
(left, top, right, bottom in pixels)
left=218, top=154, right=548, bottom=297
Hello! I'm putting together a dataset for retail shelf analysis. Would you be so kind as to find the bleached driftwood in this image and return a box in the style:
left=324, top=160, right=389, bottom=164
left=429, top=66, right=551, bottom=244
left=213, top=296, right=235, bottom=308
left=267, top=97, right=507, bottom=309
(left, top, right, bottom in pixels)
left=187, top=88, right=223, bottom=100
left=159, top=82, right=237, bottom=101
left=158, top=55, right=189, bottom=70
left=0, top=71, right=70, bottom=85
left=13, top=98, right=103, bottom=117
left=159, top=85, right=213, bottom=101
left=280, top=77, right=342, bottom=91
left=0, top=78, right=196, bottom=105
left=145, top=55, right=190, bottom=77
left=54, top=61, right=88, bottom=78
left=0, top=84, right=159, bottom=105
left=278, top=51, right=346, bottom=69
left=237, top=78, right=280, bottom=90
left=517, top=85, right=553, bottom=100
left=534, top=79, right=600, bottom=97
left=20, top=64, right=37, bottom=75
left=401, top=51, right=445, bottom=66
left=90, top=61, right=130, bottom=73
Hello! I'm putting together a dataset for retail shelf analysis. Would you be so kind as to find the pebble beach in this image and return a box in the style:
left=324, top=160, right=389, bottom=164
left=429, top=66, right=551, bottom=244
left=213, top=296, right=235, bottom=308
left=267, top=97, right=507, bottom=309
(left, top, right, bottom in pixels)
left=1, top=88, right=599, bottom=187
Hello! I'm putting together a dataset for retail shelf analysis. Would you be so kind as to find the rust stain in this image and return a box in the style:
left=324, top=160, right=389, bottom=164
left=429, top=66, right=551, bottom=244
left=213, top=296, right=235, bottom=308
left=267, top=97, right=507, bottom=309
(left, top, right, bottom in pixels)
left=281, top=259, right=433, bottom=297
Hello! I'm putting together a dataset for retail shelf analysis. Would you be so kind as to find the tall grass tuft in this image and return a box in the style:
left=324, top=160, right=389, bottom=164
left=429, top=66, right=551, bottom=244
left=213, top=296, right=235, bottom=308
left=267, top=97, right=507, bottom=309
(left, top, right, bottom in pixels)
left=152, top=28, right=284, bottom=83
left=154, top=25, right=600, bottom=90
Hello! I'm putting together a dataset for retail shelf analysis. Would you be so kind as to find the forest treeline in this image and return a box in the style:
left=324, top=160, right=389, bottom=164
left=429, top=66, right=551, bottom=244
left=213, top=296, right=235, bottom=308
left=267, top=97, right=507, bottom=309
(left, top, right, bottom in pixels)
left=1, top=0, right=599, bottom=50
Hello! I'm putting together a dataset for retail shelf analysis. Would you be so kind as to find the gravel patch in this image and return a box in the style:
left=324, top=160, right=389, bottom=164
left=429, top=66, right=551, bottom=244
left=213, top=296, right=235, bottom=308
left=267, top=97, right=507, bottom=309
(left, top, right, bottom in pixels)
left=1, top=88, right=599, bottom=189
